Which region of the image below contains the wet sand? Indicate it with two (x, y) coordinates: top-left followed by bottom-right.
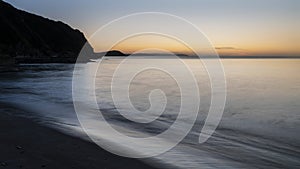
(0, 105), (158, 169)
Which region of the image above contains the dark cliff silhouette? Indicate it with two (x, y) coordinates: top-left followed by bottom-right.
(0, 0), (94, 64)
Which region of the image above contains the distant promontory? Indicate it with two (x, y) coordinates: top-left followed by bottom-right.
(0, 0), (94, 64)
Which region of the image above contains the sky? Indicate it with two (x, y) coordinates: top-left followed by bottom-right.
(5, 0), (300, 56)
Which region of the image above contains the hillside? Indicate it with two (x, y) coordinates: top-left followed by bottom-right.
(0, 0), (94, 64)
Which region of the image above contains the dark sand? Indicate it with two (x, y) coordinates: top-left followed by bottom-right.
(0, 105), (158, 169)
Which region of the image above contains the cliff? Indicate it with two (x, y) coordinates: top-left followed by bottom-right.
(0, 0), (94, 64)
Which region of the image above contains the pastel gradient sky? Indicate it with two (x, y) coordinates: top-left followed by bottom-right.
(5, 0), (300, 56)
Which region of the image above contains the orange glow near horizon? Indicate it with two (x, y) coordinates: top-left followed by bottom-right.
(103, 34), (195, 55)
(91, 37), (300, 56)
(90, 31), (300, 56)
(87, 8), (300, 57)
(89, 20), (300, 57)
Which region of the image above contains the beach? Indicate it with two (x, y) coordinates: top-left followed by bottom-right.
(0, 104), (157, 169)
(0, 60), (299, 169)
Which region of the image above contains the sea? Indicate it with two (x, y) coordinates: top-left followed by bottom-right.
(0, 58), (299, 169)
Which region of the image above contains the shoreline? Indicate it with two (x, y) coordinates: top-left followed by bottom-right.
(0, 104), (159, 169)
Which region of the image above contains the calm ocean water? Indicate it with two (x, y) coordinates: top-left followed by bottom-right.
(0, 59), (299, 168)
